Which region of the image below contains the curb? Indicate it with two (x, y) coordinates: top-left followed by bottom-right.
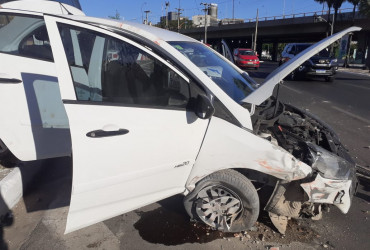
(0, 167), (22, 217)
(0, 163), (42, 218)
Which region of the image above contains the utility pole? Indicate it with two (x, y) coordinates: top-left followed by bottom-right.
(165, 2), (169, 29)
(144, 10), (150, 25)
(251, 33), (254, 49)
(200, 2), (210, 44)
(175, 8), (183, 32)
(253, 8), (258, 52)
(232, 0), (235, 21)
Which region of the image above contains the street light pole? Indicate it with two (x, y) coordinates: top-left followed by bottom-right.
(141, 2), (147, 24)
(165, 1), (169, 29)
(200, 2), (210, 44)
(144, 10), (150, 25)
(253, 8), (259, 52)
(175, 8), (183, 32)
(331, 12), (335, 36)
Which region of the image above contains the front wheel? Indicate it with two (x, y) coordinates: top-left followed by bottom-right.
(183, 169), (259, 232)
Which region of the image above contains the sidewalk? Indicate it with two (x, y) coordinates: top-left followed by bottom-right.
(337, 66), (370, 78)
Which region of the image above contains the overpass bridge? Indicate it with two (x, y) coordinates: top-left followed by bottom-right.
(181, 9), (370, 64)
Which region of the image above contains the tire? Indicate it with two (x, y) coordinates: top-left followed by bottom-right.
(183, 169), (259, 232)
(289, 71), (297, 81)
(325, 76), (334, 82)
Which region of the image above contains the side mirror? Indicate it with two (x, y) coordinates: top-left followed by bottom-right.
(195, 95), (215, 119)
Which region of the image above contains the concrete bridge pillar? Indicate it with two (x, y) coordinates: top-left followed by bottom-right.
(272, 42), (279, 62)
(256, 41), (263, 59)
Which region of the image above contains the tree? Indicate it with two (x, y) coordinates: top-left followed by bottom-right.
(347, 0), (361, 22)
(359, 0), (370, 17)
(156, 19), (193, 31)
(332, 0), (346, 22)
(314, 0), (335, 22)
(358, 0), (370, 70)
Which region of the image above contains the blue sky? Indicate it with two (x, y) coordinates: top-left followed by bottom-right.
(79, 0), (354, 24)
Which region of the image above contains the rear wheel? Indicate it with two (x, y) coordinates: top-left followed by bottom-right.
(184, 169), (259, 232)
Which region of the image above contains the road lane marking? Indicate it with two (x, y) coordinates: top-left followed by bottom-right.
(340, 82), (370, 91)
(282, 84), (303, 94)
(331, 106), (370, 124)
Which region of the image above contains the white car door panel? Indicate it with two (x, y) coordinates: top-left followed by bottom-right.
(44, 15), (209, 233)
(0, 12), (71, 161)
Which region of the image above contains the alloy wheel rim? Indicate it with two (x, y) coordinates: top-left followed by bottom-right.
(195, 185), (243, 231)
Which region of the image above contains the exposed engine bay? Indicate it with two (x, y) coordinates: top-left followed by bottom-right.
(250, 96), (357, 234)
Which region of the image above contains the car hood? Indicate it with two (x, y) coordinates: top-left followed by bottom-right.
(242, 26), (361, 105)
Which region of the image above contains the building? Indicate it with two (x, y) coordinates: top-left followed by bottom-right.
(192, 3), (219, 28)
(192, 15), (218, 27)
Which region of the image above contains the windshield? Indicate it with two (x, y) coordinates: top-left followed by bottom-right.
(169, 41), (259, 103)
(239, 50), (255, 56)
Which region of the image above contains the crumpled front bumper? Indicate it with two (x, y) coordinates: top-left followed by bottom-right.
(301, 174), (354, 213)
(300, 143), (357, 214)
(265, 143), (357, 218)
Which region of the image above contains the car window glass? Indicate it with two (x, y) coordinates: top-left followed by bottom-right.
(239, 50), (255, 56)
(169, 41), (258, 103)
(58, 24), (190, 108)
(296, 44), (311, 54)
(0, 14), (53, 61)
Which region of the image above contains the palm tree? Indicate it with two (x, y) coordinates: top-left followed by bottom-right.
(333, 0), (346, 22)
(347, 0), (360, 22)
(358, 0), (370, 70)
(314, 0), (335, 22)
(359, 0), (370, 17)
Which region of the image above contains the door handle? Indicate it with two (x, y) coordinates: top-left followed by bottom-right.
(0, 73), (22, 84)
(86, 129), (129, 138)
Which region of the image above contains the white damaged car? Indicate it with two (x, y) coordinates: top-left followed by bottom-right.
(0, 1), (360, 234)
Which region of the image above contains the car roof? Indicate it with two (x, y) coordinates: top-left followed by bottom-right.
(57, 15), (198, 44)
(1, 0), (84, 15)
(2, 1), (195, 44)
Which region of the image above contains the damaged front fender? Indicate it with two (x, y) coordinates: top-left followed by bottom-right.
(185, 117), (312, 192)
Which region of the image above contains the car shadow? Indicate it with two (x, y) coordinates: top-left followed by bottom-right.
(133, 195), (234, 245)
(21, 157), (72, 213)
(133, 185), (318, 246)
(0, 211), (13, 250)
(354, 180), (370, 202)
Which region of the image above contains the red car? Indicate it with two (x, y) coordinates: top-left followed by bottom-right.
(233, 48), (260, 69)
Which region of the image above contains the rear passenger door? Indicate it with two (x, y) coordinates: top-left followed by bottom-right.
(44, 16), (210, 233)
(0, 11), (70, 161)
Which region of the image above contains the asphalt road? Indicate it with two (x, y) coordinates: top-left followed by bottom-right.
(1, 62), (369, 250)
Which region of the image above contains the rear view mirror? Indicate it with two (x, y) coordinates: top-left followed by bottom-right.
(195, 95), (215, 119)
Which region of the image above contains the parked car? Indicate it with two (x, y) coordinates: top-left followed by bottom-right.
(280, 43), (338, 82)
(233, 48), (260, 69)
(0, 0), (361, 235)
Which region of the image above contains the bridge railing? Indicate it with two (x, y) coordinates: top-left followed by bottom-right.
(246, 8), (353, 23)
